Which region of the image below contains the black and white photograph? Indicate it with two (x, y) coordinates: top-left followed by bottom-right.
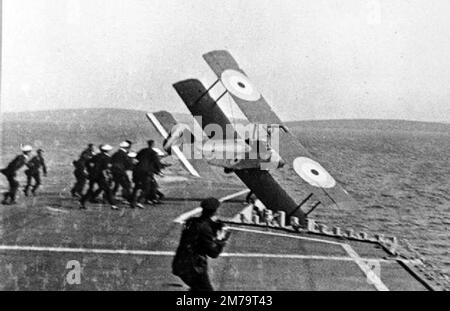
(0, 0), (449, 294)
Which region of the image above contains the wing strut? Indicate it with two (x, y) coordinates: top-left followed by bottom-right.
(215, 90), (228, 102)
(286, 193), (313, 218)
(305, 201), (322, 216)
(193, 78), (220, 105)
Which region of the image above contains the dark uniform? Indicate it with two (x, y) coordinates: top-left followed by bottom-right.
(150, 176), (164, 201)
(71, 146), (95, 197)
(24, 150), (47, 196)
(145, 158), (166, 203)
(149, 149), (170, 201)
(80, 152), (115, 209)
(130, 144), (162, 206)
(136, 146), (162, 174)
(172, 198), (229, 291)
(1, 154), (29, 204)
(111, 148), (134, 201)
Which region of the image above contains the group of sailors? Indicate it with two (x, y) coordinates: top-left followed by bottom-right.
(0, 139), (168, 209)
(72, 139), (168, 210)
(1, 145), (47, 205)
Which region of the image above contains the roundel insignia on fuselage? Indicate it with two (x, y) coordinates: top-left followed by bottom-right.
(292, 157), (336, 188)
(220, 69), (261, 101)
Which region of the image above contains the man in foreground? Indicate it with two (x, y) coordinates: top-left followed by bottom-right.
(172, 197), (231, 291)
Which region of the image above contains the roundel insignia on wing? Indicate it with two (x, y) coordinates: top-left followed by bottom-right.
(292, 157), (336, 188)
(221, 69), (261, 101)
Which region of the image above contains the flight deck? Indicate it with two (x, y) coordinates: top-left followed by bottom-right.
(0, 179), (446, 291)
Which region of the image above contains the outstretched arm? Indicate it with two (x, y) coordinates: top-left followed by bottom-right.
(41, 157), (47, 176)
(197, 223), (227, 259)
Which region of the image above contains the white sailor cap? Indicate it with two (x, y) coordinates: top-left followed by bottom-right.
(100, 144), (113, 152)
(21, 145), (33, 152)
(119, 141), (131, 148)
(127, 151), (137, 158)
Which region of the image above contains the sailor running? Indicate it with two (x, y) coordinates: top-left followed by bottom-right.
(130, 140), (163, 208)
(111, 141), (134, 203)
(71, 143), (96, 197)
(1, 145), (33, 205)
(79, 144), (117, 210)
(24, 148), (47, 196)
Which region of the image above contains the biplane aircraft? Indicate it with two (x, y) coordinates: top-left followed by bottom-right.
(147, 50), (358, 227)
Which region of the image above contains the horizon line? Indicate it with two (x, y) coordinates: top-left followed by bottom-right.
(1, 107), (449, 125)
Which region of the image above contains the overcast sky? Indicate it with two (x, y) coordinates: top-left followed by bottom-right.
(1, 0), (450, 122)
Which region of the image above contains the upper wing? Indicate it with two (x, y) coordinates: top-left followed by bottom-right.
(203, 50), (282, 125)
(203, 50), (358, 209)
